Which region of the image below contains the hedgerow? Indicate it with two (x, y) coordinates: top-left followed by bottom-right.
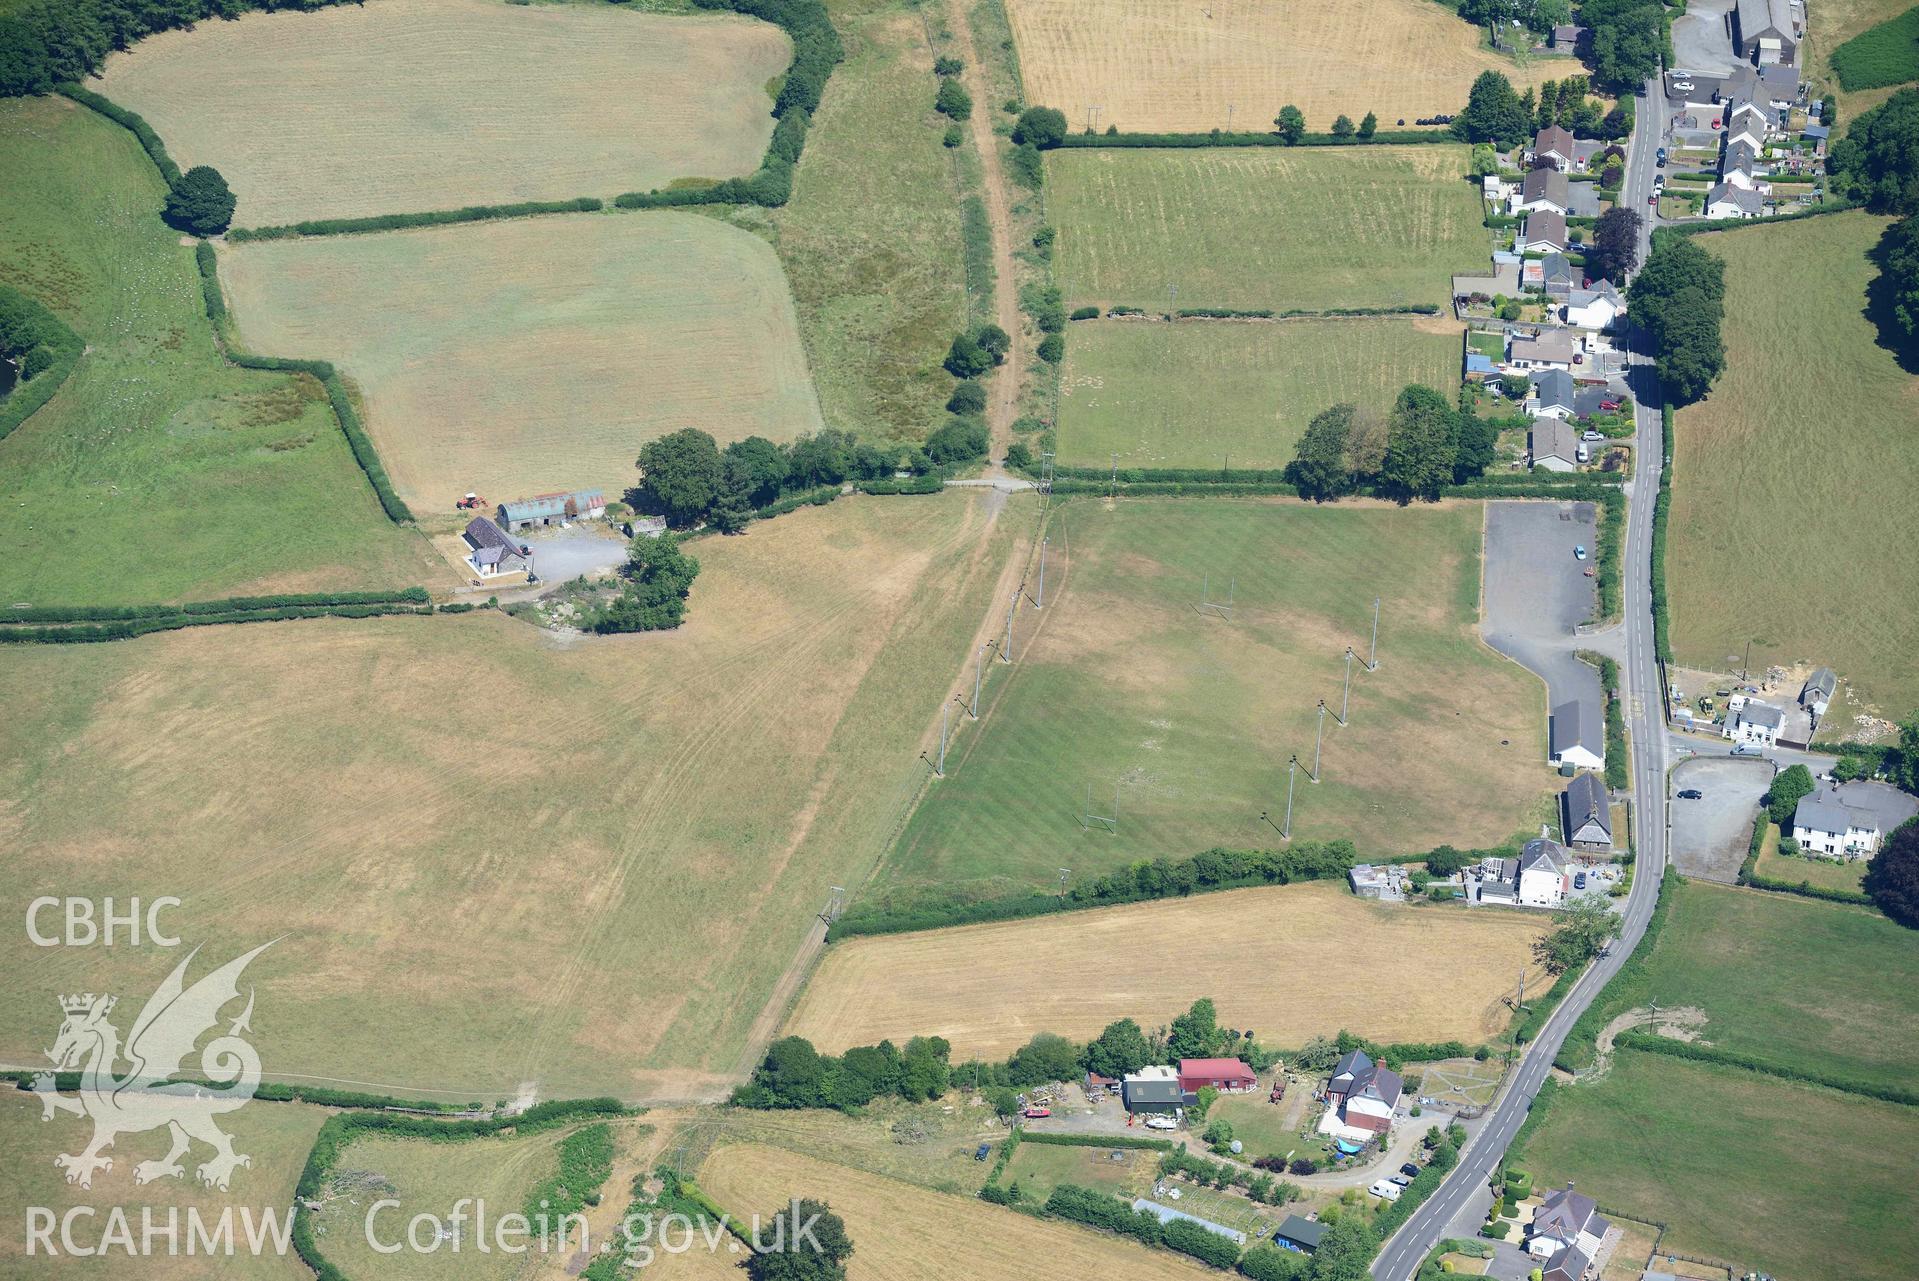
(1610, 1032), (1919, 1105)
(1050, 128), (1453, 149)
(0, 602), (436, 645)
(1554, 868), (1680, 1070)
(229, 197), (604, 242)
(1736, 811), (1878, 907)
(54, 84), (183, 185)
(0, 282), (85, 442)
(1651, 405), (1673, 660)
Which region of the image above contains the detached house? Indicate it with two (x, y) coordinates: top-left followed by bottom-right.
(1561, 771), (1613, 852)
(1563, 282), (1625, 332)
(1517, 168), (1571, 216)
(1724, 697), (1784, 747)
(461, 516), (532, 584)
(1321, 1050), (1402, 1140)
(1550, 700), (1605, 771)
(1509, 332), (1578, 373)
(1529, 417), (1584, 472)
(1529, 1182), (1609, 1262)
(1793, 788), (1881, 858)
(1518, 835), (1568, 907)
(1532, 125), (1576, 171)
(1530, 368), (1577, 419)
(1520, 209), (1570, 253)
(1705, 183), (1764, 220)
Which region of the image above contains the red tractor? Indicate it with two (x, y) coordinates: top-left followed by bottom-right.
(456, 492), (486, 510)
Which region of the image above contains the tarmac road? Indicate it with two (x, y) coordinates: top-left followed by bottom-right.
(1370, 73), (1674, 1281)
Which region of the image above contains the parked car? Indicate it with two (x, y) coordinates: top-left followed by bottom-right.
(1678, 788), (1704, 800)
(1369, 1180), (1403, 1201)
(975, 1143), (992, 1161)
(1647, 194), (1659, 206)
(1583, 430), (1605, 441)
(1022, 1107), (1051, 1119)
(1390, 1174), (1413, 1187)
(1574, 544), (1588, 561)
(1574, 872), (1588, 890)
(1144, 1115), (1178, 1130)
(1400, 1162), (1422, 1178)
(1731, 743), (1765, 757)
(1671, 81), (1694, 94)
(1599, 398), (1622, 411)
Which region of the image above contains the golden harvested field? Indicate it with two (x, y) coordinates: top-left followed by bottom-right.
(1004, 0), (1561, 133)
(218, 212), (823, 514)
(97, 0), (790, 225)
(0, 493), (1024, 1101)
(785, 881), (1557, 1058)
(698, 1143), (1218, 1280)
(0, 1095), (327, 1281)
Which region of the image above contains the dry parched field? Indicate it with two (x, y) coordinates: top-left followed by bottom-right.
(218, 211), (824, 513)
(0, 493), (1022, 1101)
(1004, 0), (1562, 133)
(1048, 146), (1487, 312)
(786, 882), (1555, 1058)
(699, 1143), (1218, 1280)
(98, 0), (791, 225)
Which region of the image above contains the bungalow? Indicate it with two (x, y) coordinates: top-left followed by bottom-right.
(1529, 417), (1583, 472)
(1800, 667), (1837, 717)
(500, 488), (606, 530)
(1178, 1059), (1257, 1093)
(1322, 1050), (1402, 1138)
(1530, 368), (1577, 419)
(1509, 332), (1577, 373)
(1520, 209), (1570, 254)
(1532, 125), (1576, 172)
(1562, 771), (1613, 851)
(1273, 1216), (1327, 1254)
(1516, 168), (1570, 216)
(1732, 0), (1797, 64)
(1705, 182), (1764, 220)
(1793, 788), (1881, 857)
(461, 516), (532, 583)
(1518, 835), (1568, 907)
(1550, 700), (1605, 771)
(1563, 282), (1625, 332)
(1528, 1182), (1609, 1260)
(1724, 698), (1784, 747)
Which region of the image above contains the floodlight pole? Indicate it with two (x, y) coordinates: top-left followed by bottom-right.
(1035, 537), (1048, 608)
(1338, 648), (1355, 725)
(1312, 702), (1327, 782)
(1367, 597), (1381, 671)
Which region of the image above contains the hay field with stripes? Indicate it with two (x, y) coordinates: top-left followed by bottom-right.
(1047, 146), (1489, 312)
(98, 0), (791, 225)
(1005, 0), (1563, 134)
(217, 211), (823, 513)
(1057, 315), (1463, 470)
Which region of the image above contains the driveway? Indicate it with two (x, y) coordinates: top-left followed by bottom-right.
(1671, 0), (1737, 74)
(1669, 756), (1773, 882)
(521, 523), (628, 583)
(1481, 501), (1604, 735)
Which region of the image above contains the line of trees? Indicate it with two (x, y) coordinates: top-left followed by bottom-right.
(1628, 236), (1725, 405)
(1285, 387), (1498, 503)
(1827, 89), (1919, 358)
(732, 1034), (956, 1110)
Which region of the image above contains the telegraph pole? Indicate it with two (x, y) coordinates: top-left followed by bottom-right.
(1110, 453), (1118, 499)
(1312, 701), (1327, 781)
(937, 703), (949, 776)
(972, 643), (985, 718)
(1001, 589), (1017, 661)
(1367, 597), (1381, 671)
(1338, 647), (1355, 725)
(1035, 536), (1048, 608)
(1283, 755), (1299, 837)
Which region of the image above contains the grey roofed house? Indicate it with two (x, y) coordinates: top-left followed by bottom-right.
(1563, 770), (1612, 848)
(1524, 209), (1570, 250)
(1275, 1215), (1327, 1252)
(1534, 368), (1576, 413)
(1530, 417), (1581, 470)
(1519, 836), (1565, 876)
(1741, 701), (1786, 731)
(1551, 700), (1602, 764)
(1533, 124), (1576, 166)
(1327, 1050), (1403, 1108)
(1707, 182), (1765, 217)
(1541, 253), (1576, 296)
(1758, 62), (1798, 104)
(1794, 789), (1864, 840)
(1836, 781), (1919, 833)
(1723, 139), (1761, 176)
(1520, 167), (1570, 211)
(1534, 1181), (1608, 1244)
(1550, 23), (1583, 48)
(1543, 1245), (1592, 1281)
(462, 516), (531, 574)
(1511, 332), (1578, 367)
(1801, 667), (1838, 710)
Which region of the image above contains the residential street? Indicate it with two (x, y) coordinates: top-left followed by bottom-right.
(1370, 74), (1674, 1280)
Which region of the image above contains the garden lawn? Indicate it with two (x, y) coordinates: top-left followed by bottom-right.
(1562, 879), (1918, 1091)
(1047, 146), (1487, 312)
(1515, 1051), (1919, 1281)
(1204, 1091), (1301, 1162)
(1754, 837), (1867, 893)
(1669, 212), (1919, 718)
(1056, 316), (1463, 470)
(877, 497), (1549, 896)
(0, 95), (435, 605)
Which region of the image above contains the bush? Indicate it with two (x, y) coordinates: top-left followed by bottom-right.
(936, 77), (973, 121)
(1008, 142), (1045, 189)
(925, 416), (989, 465)
(1013, 106), (1069, 148)
(946, 380), (988, 415)
(943, 124), (963, 148)
(1070, 305), (1101, 320)
(1037, 333), (1064, 362)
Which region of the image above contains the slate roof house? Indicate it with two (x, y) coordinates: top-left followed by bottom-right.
(1509, 332), (1577, 373)
(1529, 417), (1583, 472)
(1541, 253), (1576, 298)
(1550, 700), (1605, 771)
(1705, 183), (1764, 220)
(1521, 209), (1570, 253)
(1517, 168), (1570, 215)
(461, 516), (532, 583)
(1563, 282), (1625, 332)
(1323, 1050), (1402, 1136)
(1732, 0), (1797, 63)
(1562, 771), (1613, 851)
(1725, 698), (1784, 747)
(1531, 368), (1577, 419)
(1532, 125), (1576, 171)
(1518, 835), (1568, 907)
(1721, 139), (1762, 189)
(1529, 1182), (1609, 1260)
(1793, 788), (1881, 858)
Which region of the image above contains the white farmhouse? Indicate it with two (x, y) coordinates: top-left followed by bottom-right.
(1517, 836), (1569, 907)
(1724, 698), (1784, 747)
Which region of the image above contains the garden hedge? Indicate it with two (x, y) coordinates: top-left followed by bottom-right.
(1019, 1131), (1173, 1151)
(1736, 812), (1877, 907)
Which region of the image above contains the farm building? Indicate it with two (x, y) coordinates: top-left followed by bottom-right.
(1800, 667), (1837, 717)
(1561, 771), (1613, 852)
(1549, 701), (1604, 771)
(1177, 1059), (1256, 1093)
(501, 489), (607, 531)
(1348, 863), (1406, 898)
(1122, 1065), (1189, 1116)
(1274, 1215), (1327, 1253)
(461, 516), (532, 584)
(1132, 1200), (1246, 1246)
(1731, 0), (1797, 64)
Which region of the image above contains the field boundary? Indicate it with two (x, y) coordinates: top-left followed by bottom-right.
(0, 283), (84, 443)
(1736, 810), (1879, 909)
(1048, 129), (1455, 150)
(0, 589), (461, 645)
(1608, 1032), (1919, 1106)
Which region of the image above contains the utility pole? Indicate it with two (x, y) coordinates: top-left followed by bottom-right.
(937, 703), (949, 776)
(1283, 755), (1298, 838)
(1367, 596), (1381, 671)
(1035, 536), (1048, 608)
(1338, 647), (1355, 725)
(1312, 701), (1327, 781)
(1057, 867), (1071, 896)
(1110, 453), (1118, 499)
(1001, 589), (1017, 662)
(972, 643), (984, 718)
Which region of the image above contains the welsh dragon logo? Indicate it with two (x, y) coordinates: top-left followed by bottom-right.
(32, 942), (272, 1191)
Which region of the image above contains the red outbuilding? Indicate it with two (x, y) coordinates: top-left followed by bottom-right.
(1177, 1058), (1257, 1093)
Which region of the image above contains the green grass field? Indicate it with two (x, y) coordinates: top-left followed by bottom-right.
(1670, 212), (1919, 721)
(876, 498), (1549, 898)
(0, 95), (436, 605)
(1515, 1051), (1919, 1281)
(1566, 879), (1917, 1091)
(1046, 146), (1488, 312)
(1056, 317), (1462, 469)
(764, 0), (969, 442)
(1832, 7), (1919, 90)
(0, 1094), (327, 1281)
(1003, 1141), (1151, 1204)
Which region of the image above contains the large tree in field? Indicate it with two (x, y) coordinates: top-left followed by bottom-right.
(1454, 71), (1531, 146)
(1829, 89), (1919, 215)
(1286, 403), (1356, 500)
(1864, 820), (1919, 927)
(1586, 207), (1642, 283)
(746, 1198), (852, 1281)
(1628, 237), (1726, 405)
(1275, 105), (1306, 144)
(637, 427), (725, 527)
(163, 165), (236, 236)
(1081, 1018), (1153, 1079)
(1874, 216), (1919, 344)
(1379, 384), (1456, 501)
